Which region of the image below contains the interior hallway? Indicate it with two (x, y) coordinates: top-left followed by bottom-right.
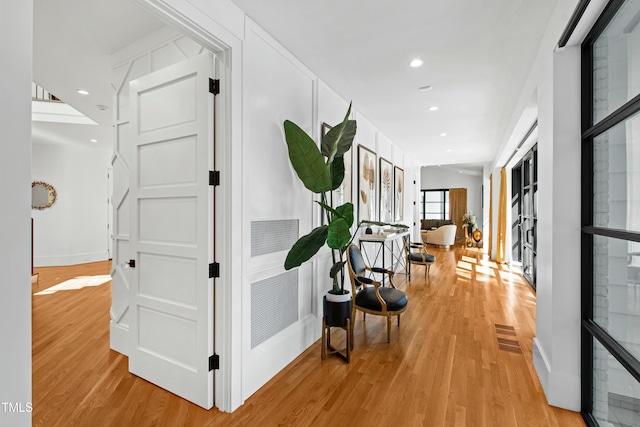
(32, 246), (585, 426)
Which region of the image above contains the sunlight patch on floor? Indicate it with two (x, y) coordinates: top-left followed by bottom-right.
(479, 259), (498, 269)
(457, 260), (473, 271)
(456, 268), (472, 280)
(499, 270), (526, 284)
(461, 255), (477, 264)
(475, 265), (495, 277)
(35, 275), (112, 295)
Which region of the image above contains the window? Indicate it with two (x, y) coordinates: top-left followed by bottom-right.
(582, 0), (640, 425)
(420, 190), (449, 220)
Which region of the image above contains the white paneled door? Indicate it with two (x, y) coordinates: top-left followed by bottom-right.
(129, 53), (215, 409)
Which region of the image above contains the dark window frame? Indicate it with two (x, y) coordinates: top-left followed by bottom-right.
(420, 189), (449, 220)
(581, 0), (640, 424)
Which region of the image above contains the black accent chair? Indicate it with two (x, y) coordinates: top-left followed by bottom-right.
(346, 244), (408, 346)
(403, 235), (435, 280)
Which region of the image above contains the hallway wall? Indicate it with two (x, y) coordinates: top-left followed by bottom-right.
(31, 142), (111, 266)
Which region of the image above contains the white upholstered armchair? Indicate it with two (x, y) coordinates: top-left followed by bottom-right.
(421, 224), (457, 248)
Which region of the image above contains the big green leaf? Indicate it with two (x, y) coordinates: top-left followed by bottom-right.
(321, 103), (356, 163)
(329, 156), (345, 191)
(284, 225), (328, 270)
(284, 120), (331, 193)
(335, 202), (354, 228)
(327, 217), (351, 249)
(323, 120), (356, 161)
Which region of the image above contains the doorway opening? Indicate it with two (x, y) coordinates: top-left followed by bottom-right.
(32, 0), (223, 413)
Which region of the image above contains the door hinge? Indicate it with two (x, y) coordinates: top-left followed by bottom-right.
(209, 170), (220, 186)
(209, 262), (220, 278)
(209, 78), (220, 95)
(209, 354), (219, 371)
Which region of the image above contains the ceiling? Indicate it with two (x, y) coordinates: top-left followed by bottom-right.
(32, 0), (166, 150)
(229, 0), (557, 169)
(33, 0), (557, 168)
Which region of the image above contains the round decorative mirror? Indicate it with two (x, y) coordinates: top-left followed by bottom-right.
(32, 181), (57, 210)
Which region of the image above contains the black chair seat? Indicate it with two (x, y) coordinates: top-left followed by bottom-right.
(408, 252), (435, 263)
(356, 287), (408, 312)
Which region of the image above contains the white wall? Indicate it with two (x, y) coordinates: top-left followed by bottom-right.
(420, 166), (484, 227)
(0, 0), (33, 426)
(491, 0), (584, 411)
(31, 142), (110, 266)
(241, 19), (318, 397)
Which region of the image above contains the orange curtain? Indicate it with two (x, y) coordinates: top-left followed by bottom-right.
(448, 188), (467, 239)
(496, 168), (507, 263)
(488, 174), (493, 257)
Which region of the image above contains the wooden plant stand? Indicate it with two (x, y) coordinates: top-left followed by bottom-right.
(321, 296), (351, 363)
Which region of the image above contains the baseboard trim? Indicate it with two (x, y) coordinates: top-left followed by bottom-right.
(533, 337), (581, 411)
(34, 252), (109, 267)
(533, 337), (550, 396)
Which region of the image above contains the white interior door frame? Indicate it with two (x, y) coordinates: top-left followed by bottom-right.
(133, 0), (244, 412)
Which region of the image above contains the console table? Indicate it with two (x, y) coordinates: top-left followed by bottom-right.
(359, 231), (410, 283)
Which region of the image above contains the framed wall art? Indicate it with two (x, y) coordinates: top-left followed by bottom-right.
(394, 166), (404, 222)
(379, 157), (393, 223)
(323, 122), (352, 207)
(357, 145), (376, 222)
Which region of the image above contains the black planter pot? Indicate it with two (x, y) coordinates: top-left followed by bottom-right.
(323, 296), (352, 327)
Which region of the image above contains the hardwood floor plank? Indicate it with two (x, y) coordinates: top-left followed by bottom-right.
(32, 247), (585, 426)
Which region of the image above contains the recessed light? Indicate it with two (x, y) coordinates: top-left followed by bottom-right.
(440, 133), (447, 137)
(410, 59), (423, 68)
(77, 89), (89, 95)
(90, 139), (98, 143)
(429, 106), (439, 111)
(447, 149), (452, 152)
(419, 85), (432, 92)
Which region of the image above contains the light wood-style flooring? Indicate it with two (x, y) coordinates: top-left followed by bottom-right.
(32, 245), (585, 426)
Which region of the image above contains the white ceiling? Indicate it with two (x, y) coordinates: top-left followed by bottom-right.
(33, 0), (557, 167)
(230, 0), (557, 169)
(33, 0), (166, 150)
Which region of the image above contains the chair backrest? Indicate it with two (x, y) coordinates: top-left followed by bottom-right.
(347, 244), (367, 293)
(347, 244), (366, 276)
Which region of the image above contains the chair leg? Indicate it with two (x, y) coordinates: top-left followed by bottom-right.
(350, 307), (355, 351)
(387, 315), (391, 343)
(345, 318), (351, 362)
(397, 313), (401, 326)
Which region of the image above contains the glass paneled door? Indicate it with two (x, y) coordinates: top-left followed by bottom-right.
(512, 145), (538, 289)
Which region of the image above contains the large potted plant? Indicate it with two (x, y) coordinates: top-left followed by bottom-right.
(283, 104), (407, 331)
(283, 104), (356, 313)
